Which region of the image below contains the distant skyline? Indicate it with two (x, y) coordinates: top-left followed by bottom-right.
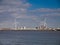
(0, 0), (60, 28)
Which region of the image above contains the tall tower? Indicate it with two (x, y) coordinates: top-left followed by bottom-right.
(44, 18), (47, 28)
(15, 18), (17, 30)
(40, 18), (47, 29)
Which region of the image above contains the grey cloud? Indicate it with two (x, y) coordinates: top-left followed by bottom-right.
(0, 0), (60, 28)
(0, 0), (34, 28)
(0, 0), (31, 20)
(31, 8), (60, 13)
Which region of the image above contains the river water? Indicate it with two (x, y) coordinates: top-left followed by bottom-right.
(0, 30), (60, 45)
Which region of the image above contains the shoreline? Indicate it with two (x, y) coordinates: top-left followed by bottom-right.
(0, 29), (60, 31)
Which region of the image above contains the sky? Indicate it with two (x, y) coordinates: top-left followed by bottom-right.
(0, 0), (60, 28)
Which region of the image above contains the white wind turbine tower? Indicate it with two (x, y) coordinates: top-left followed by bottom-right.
(14, 18), (17, 30)
(44, 18), (46, 26)
(40, 17), (47, 29)
(14, 17), (20, 30)
(14, 14), (19, 30)
(43, 18), (47, 28)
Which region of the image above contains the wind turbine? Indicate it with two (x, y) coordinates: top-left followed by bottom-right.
(13, 13), (21, 30)
(40, 17), (47, 29)
(44, 18), (47, 27)
(14, 15), (20, 30)
(14, 18), (17, 30)
(43, 17), (47, 29)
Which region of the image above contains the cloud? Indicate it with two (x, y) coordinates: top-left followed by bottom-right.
(0, 0), (60, 28)
(0, 0), (37, 28)
(40, 13), (60, 17)
(0, 20), (15, 28)
(31, 8), (60, 13)
(0, 0), (31, 13)
(29, 8), (60, 17)
(0, 0), (31, 19)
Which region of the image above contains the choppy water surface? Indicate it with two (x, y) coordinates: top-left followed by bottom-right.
(0, 30), (60, 45)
